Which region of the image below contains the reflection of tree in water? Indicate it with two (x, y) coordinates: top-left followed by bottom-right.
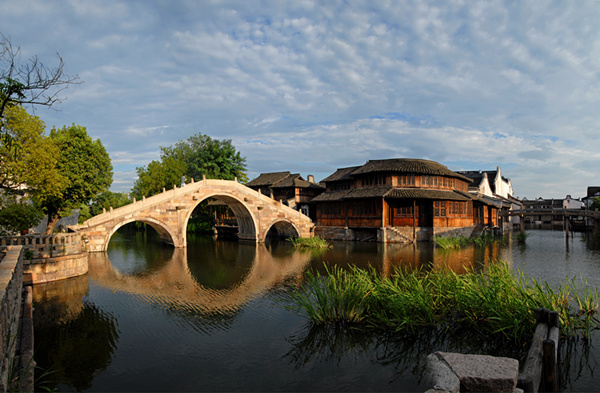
(33, 301), (119, 392)
(284, 324), (528, 386)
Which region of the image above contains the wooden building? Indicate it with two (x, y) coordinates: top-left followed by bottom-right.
(245, 171), (325, 220)
(312, 158), (500, 243)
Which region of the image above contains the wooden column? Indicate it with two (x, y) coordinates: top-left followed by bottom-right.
(412, 200), (416, 242)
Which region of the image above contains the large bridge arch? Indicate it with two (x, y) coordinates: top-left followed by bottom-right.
(182, 193), (259, 245)
(103, 217), (180, 252)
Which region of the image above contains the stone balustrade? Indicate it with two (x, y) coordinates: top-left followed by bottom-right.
(0, 233), (84, 259)
(0, 234), (87, 285)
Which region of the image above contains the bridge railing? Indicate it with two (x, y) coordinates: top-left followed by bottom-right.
(0, 233), (84, 259)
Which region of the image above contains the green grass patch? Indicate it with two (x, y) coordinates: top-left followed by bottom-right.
(516, 232), (529, 244)
(288, 236), (332, 249)
(284, 262), (600, 342)
(433, 233), (507, 249)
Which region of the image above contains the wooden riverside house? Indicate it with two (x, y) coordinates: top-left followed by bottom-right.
(312, 158), (500, 243)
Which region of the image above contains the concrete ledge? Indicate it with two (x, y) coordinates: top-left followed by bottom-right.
(426, 352), (519, 393)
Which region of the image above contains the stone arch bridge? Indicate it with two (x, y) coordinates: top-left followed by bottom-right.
(76, 179), (314, 252)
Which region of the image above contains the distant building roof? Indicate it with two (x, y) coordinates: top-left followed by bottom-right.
(321, 166), (361, 183)
(246, 171), (324, 190)
(270, 174), (325, 190)
(351, 158), (472, 182)
(246, 172), (291, 187)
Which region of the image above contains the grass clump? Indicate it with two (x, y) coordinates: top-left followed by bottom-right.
(288, 236), (332, 249)
(285, 262), (600, 342)
(516, 232), (529, 244)
(433, 233), (507, 249)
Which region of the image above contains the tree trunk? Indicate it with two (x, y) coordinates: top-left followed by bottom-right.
(45, 212), (60, 234)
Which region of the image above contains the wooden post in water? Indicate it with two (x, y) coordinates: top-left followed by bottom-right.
(520, 214), (525, 234)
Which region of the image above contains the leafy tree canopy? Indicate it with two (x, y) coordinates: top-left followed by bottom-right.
(131, 133), (247, 199)
(0, 105), (66, 203)
(43, 124), (112, 233)
(0, 193), (44, 235)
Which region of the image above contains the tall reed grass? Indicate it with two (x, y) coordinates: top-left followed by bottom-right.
(285, 262), (600, 342)
(432, 233), (508, 249)
(288, 236), (332, 249)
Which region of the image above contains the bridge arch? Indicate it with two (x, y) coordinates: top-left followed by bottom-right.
(104, 217), (179, 252)
(183, 192), (258, 244)
(263, 219), (300, 241)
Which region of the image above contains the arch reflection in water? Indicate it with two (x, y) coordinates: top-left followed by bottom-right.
(89, 239), (313, 316)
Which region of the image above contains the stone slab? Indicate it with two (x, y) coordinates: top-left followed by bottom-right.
(437, 352), (519, 393)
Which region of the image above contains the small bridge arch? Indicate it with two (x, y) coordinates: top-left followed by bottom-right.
(264, 219), (300, 241)
(105, 217), (180, 249)
(76, 179), (314, 252)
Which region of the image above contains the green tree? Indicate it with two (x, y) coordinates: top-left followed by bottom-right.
(0, 105), (66, 203)
(166, 134), (248, 182)
(0, 193), (44, 234)
(131, 133), (247, 199)
(589, 197), (600, 211)
(130, 156), (186, 200)
(43, 124), (112, 233)
(89, 191), (132, 217)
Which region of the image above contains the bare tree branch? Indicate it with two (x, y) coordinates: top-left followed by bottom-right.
(0, 33), (82, 120)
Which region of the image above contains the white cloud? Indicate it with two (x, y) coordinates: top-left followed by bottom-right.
(2, 0), (600, 198)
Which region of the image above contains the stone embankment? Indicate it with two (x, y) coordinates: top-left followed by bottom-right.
(0, 246), (34, 393)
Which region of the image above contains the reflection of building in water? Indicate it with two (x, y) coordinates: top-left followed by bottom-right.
(380, 243), (503, 276)
(87, 245), (312, 314)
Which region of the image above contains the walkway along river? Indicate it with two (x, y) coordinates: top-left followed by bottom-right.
(32, 227), (600, 392)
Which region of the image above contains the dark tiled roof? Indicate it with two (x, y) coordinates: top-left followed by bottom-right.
(385, 188), (471, 201)
(313, 187), (471, 202)
(344, 186), (392, 199)
(246, 172), (291, 187)
(270, 174), (325, 190)
(311, 190), (351, 202)
(351, 159), (472, 182)
(321, 166), (361, 183)
(587, 187), (600, 198)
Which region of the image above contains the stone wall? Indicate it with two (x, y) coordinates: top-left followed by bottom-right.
(23, 253), (88, 285)
(0, 234), (88, 285)
(432, 226), (477, 239)
(0, 246), (23, 393)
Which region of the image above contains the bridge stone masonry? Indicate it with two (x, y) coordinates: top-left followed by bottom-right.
(74, 178), (315, 252)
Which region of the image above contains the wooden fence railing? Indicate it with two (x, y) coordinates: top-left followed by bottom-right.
(518, 308), (560, 393)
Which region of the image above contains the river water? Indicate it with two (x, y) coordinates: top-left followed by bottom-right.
(32, 228), (600, 392)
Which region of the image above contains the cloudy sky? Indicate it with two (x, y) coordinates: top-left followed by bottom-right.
(1, 0), (599, 199)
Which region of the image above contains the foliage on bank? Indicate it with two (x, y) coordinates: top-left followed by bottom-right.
(433, 233), (508, 249)
(287, 236), (332, 249)
(285, 262), (600, 342)
(131, 133), (247, 200)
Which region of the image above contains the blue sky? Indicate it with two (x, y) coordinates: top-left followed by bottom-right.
(1, 0), (599, 199)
